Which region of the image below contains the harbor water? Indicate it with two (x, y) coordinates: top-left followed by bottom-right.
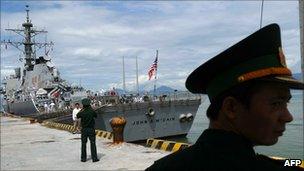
(170, 90), (303, 159)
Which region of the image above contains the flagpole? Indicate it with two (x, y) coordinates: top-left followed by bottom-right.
(153, 50), (158, 96)
(299, 0), (304, 114)
(136, 56), (139, 94)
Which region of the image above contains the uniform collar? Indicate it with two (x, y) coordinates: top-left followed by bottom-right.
(196, 129), (256, 156)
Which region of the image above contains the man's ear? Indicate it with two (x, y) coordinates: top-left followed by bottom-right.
(221, 97), (241, 120)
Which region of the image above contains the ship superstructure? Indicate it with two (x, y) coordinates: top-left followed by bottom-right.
(1, 6), (74, 115)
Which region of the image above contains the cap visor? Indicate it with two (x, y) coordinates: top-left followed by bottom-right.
(259, 75), (304, 90)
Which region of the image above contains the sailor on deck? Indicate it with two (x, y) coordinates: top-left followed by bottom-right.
(49, 102), (55, 112)
(146, 24), (304, 171)
(44, 102), (49, 113)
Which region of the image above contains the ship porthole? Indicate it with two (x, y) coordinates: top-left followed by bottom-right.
(179, 114), (187, 122)
(186, 113), (193, 122)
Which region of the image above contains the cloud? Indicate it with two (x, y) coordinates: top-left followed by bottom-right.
(1, 1), (301, 91)
(74, 48), (102, 57)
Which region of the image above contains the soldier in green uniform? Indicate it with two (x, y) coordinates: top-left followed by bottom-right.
(77, 98), (99, 162)
(146, 24), (304, 171)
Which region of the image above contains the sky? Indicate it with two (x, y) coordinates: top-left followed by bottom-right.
(0, 1), (302, 92)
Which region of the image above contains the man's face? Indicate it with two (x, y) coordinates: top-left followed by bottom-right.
(75, 104), (79, 108)
(236, 82), (293, 146)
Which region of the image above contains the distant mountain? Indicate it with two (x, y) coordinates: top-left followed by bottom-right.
(115, 88), (125, 95)
(111, 85), (176, 95)
(98, 73), (303, 96)
(148, 85), (176, 95)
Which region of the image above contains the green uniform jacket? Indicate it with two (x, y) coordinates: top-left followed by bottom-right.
(76, 107), (97, 129)
(146, 129), (303, 171)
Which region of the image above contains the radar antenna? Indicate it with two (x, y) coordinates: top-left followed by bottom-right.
(1, 5), (54, 70)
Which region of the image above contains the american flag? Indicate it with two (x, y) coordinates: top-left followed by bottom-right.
(148, 56), (158, 80)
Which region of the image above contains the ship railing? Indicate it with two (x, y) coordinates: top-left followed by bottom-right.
(29, 92), (41, 113)
(144, 91), (202, 102)
(90, 91), (204, 108)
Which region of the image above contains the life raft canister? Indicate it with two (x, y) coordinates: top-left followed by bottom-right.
(146, 107), (155, 116)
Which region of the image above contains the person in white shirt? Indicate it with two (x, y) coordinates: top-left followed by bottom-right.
(72, 103), (81, 134)
(44, 102), (49, 113)
(50, 102), (55, 112)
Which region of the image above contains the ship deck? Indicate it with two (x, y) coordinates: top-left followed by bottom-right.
(0, 115), (169, 170)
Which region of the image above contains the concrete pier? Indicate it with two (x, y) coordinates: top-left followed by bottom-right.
(0, 116), (169, 170)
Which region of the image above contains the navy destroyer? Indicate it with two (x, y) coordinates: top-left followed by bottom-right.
(1, 6), (75, 116)
(1, 6), (202, 142)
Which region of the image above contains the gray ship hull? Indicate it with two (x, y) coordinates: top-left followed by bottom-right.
(3, 100), (38, 116)
(54, 98), (201, 142)
(7, 97), (201, 142)
(95, 99), (201, 142)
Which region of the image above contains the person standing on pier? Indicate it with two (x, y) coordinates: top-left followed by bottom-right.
(77, 98), (99, 162)
(146, 24), (304, 170)
(72, 103), (81, 134)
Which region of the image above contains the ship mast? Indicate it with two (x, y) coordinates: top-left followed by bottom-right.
(1, 5), (53, 71)
(299, 0), (304, 110)
(259, 0), (264, 28)
(122, 56), (126, 94)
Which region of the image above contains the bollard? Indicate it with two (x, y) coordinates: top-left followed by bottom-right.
(29, 118), (36, 124)
(110, 116), (126, 144)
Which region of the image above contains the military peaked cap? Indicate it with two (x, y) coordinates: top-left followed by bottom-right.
(81, 98), (91, 106)
(186, 23), (304, 99)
